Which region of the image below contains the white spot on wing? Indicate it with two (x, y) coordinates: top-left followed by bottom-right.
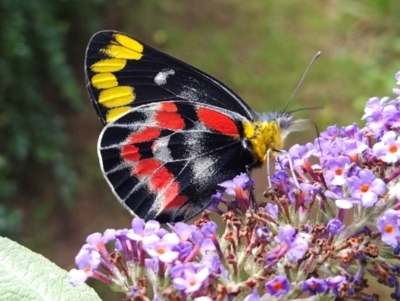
(154, 69), (175, 85)
(179, 86), (199, 102)
(183, 132), (205, 157)
(190, 156), (216, 186)
(152, 136), (172, 162)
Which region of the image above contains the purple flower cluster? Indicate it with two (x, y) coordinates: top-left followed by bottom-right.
(69, 71), (400, 301)
(69, 217), (229, 299)
(267, 70), (400, 300)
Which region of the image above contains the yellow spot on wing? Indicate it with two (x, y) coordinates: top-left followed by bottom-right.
(91, 58), (127, 73)
(91, 73), (118, 89)
(99, 86), (135, 108)
(114, 34), (144, 54)
(106, 106), (131, 123)
(101, 45), (143, 60)
(101, 34), (144, 60)
(242, 121), (282, 164)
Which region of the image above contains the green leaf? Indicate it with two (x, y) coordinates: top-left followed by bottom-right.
(0, 237), (102, 301)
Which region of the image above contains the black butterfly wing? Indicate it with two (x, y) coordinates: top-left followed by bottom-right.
(85, 30), (257, 125)
(98, 101), (254, 222)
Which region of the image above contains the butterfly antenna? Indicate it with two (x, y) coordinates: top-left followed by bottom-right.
(286, 106), (324, 114)
(282, 51), (322, 113)
(311, 119), (323, 154)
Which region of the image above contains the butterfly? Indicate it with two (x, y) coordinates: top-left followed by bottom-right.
(85, 30), (307, 223)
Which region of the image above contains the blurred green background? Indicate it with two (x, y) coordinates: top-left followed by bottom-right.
(1, 0), (399, 299)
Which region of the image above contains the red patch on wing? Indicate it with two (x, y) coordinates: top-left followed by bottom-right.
(128, 128), (161, 144)
(163, 183), (188, 209)
(160, 102), (178, 112)
(150, 167), (175, 191)
(121, 144), (140, 162)
(155, 111), (185, 130)
(133, 158), (161, 176)
(143, 163), (187, 209)
(197, 107), (239, 136)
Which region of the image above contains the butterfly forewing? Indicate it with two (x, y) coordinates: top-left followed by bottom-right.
(85, 30), (257, 125)
(98, 101), (254, 222)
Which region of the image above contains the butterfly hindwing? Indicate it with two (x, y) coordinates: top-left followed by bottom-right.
(85, 30), (258, 125)
(98, 101), (254, 222)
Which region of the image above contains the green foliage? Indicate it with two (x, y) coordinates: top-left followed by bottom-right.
(0, 237), (102, 301)
(0, 0), (104, 234)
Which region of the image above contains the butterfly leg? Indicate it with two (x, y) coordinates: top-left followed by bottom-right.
(274, 150), (301, 189)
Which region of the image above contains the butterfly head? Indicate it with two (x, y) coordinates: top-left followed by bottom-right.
(242, 111), (311, 165)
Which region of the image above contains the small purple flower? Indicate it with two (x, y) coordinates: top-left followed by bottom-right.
(209, 190), (225, 214)
(365, 97), (400, 138)
(169, 222), (197, 241)
(396, 71), (400, 82)
(145, 258), (158, 273)
(127, 218), (160, 241)
(68, 269), (89, 286)
(86, 229), (116, 247)
(201, 221), (218, 237)
(276, 225), (296, 246)
(75, 244), (101, 271)
(321, 125), (340, 141)
(265, 253), (277, 265)
(301, 277), (328, 295)
(323, 156), (351, 186)
(394, 72), (400, 95)
(200, 254), (227, 276)
(194, 297), (213, 301)
(190, 229), (215, 251)
(325, 275), (346, 295)
(326, 219), (345, 235)
(265, 203), (278, 220)
(273, 225), (309, 262)
(341, 123), (360, 138)
(219, 172), (251, 194)
(126, 286), (138, 299)
(325, 186), (361, 209)
(271, 170), (290, 186)
(219, 173), (251, 212)
(330, 196), (361, 209)
(256, 226), (270, 242)
(243, 289), (260, 301)
(377, 209), (400, 248)
(288, 183), (318, 205)
(373, 131), (400, 163)
(85, 230), (115, 259)
(382, 101), (400, 130)
(265, 276), (290, 297)
(142, 233), (180, 263)
(347, 169), (386, 207)
(341, 139), (368, 163)
(284, 143), (316, 169)
(286, 232), (309, 262)
(68, 244), (101, 286)
(172, 264), (210, 294)
(169, 261), (186, 278)
(362, 97), (383, 122)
